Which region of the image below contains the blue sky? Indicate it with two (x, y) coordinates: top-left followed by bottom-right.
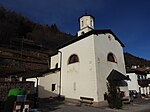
(0, 0), (150, 60)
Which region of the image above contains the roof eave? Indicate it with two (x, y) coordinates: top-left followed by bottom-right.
(57, 29), (125, 49)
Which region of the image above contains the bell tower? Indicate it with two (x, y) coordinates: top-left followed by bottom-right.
(77, 14), (95, 37)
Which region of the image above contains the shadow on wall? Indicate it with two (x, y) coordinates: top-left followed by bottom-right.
(38, 85), (58, 98)
(38, 86), (64, 111)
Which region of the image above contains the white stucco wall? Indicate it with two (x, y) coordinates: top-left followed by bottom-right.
(39, 72), (60, 98)
(94, 33), (129, 101)
(26, 78), (38, 87)
(59, 35), (98, 101)
(38, 54), (61, 98)
(147, 74), (150, 79)
(127, 73), (139, 93)
(51, 54), (60, 69)
(79, 16), (94, 30)
(78, 27), (92, 37)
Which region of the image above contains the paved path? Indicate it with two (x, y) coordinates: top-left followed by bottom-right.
(37, 98), (150, 112)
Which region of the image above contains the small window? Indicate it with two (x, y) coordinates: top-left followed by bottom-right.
(81, 21), (84, 27)
(90, 20), (93, 26)
(51, 84), (56, 91)
(68, 54), (79, 64)
(107, 53), (117, 63)
(81, 32), (84, 35)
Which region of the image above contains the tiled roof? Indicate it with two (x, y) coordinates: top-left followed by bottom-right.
(126, 67), (150, 74)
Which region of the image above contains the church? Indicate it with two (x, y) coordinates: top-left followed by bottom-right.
(39, 14), (130, 106)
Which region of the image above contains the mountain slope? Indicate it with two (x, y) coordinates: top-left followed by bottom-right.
(0, 6), (75, 50)
(124, 52), (150, 67)
(0, 6), (74, 78)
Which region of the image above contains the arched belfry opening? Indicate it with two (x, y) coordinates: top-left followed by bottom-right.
(77, 14), (95, 37)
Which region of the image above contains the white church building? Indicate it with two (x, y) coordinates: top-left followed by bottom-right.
(39, 14), (129, 105)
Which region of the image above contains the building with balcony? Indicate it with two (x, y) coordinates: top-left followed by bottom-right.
(127, 66), (150, 95)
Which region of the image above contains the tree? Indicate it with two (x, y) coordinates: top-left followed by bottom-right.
(107, 81), (122, 109)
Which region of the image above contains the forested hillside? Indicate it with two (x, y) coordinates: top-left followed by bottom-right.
(124, 52), (150, 67)
(0, 6), (74, 78)
(0, 6), (74, 49)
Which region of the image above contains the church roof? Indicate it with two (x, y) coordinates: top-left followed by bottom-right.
(57, 29), (125, 49)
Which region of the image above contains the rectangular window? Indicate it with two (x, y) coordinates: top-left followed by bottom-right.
(51, 84), (56, 91)
(73, 82), (76, 91)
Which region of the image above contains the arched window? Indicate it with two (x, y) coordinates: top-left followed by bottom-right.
(107, 53), (117, 63)
(68, 54), (79, 64)
(91, 20), (93, 26)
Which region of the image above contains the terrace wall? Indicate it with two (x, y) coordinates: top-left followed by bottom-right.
(0, 81), (35, 101)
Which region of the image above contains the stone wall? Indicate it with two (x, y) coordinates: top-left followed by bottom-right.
(0, 81), (35, 101)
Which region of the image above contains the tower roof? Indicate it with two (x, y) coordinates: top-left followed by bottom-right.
(78, 14), (95, 22)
